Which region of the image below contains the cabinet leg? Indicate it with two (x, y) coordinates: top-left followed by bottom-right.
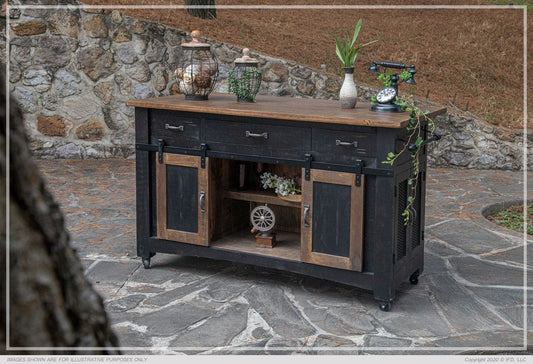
(378, 301), (392, 312)
(409, 270), (420, 285)
(142, 257), (151, 269)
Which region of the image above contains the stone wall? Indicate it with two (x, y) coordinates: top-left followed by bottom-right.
(2, 1), (530, 169)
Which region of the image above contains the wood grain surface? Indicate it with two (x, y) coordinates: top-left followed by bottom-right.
(127, 93), (446, 129)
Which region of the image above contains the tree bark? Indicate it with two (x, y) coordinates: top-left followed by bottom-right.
(184, 0), (217, 20)
(0, 71), (120, 354)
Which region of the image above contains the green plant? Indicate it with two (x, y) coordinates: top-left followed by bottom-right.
(334, 18), (377, 68)
(228, 69), (262, 102)
(375, 71), (435, 225)
(487, 203), (533, 235)
(260, 172), (301, 196)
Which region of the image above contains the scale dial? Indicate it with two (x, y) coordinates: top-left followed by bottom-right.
(376, 87), (398, 104)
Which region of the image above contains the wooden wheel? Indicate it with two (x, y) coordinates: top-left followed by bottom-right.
(250, 204), (275, 233)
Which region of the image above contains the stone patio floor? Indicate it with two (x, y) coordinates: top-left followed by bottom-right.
(36, 159), (532, 355)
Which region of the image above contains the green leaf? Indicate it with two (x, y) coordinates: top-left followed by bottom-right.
(415, 137), (424, 148)
(407, 179), (413, 185)
(407, 196), (413, 203)
(388, 152), (395, 158)
(351, 18), (362, 47)
(334, 36), (344, 66)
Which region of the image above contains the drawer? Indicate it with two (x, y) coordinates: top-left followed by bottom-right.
(312, 128), (376, 165)
(206, 119), (311, 159)
(150, 110), (201, 149)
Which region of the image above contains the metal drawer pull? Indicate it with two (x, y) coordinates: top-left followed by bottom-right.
(336, 139), (358, 148)
(199, 191), (206, 213)
(165, 124), (184, 132)
(245, 131), (268, 139)
(303, 204), (310, 227)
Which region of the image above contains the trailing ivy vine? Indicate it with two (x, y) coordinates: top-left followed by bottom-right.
(228, 69), (262, 102)
(374, 73), (436, 225)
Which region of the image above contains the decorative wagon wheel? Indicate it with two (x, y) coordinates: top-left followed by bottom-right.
(250, 204), (276, 234)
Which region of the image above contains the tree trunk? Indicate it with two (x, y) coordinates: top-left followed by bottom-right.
(0, 71), (120, 354)
(185, 0), (217, 19)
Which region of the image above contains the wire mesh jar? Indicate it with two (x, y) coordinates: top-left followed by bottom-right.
(174, 30), (218, 100)
(228, 48), (262, 102)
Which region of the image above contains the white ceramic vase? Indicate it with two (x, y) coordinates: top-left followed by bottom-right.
(339, 67), (357, 109)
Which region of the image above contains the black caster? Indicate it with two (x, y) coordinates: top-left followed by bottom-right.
(142, 257), (151, 269)
(379, 302), (392, 312)
(409, 271), (420, 285)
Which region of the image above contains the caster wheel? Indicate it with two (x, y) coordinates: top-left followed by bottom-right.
(409, 271), (420, 285)
(379, 302), (392, 312)
(142, 257), (151, 269)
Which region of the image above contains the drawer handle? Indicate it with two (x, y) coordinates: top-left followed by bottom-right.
(303, 204), (310, 227)
(165, 124), (184, 132)
(336, 139), (358, 148)
(199, 191), (206, 213)
(245, 131), (268, 139)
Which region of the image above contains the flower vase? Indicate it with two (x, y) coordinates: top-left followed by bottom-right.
(339, 67), (357, 109)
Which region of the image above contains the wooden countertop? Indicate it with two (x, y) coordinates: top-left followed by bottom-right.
(127, 93), (446, 129)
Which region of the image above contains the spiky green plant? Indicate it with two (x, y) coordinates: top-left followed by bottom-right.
(334, 18), (377, 68)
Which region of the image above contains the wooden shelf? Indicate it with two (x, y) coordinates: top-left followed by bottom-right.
(224, 189), (301, 208)
(211, 229), (301, 262)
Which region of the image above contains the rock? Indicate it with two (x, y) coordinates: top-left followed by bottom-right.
(37, 115), (73, 137)
(76, 120), (106, 141)
(57, 143), (82, 159)
(10, 37), (33, 68)
(103, 108), (130, 130)
(145, 38), (166, 63)
(9, 8), (21, 19)
(63, 94), (103, 122)
(114, 74), (132, 96)
(45, 9), (79, 38)
(130, 19), (146, 34)
(443, 151), (473, 167)
(83, 15), (108, 38)
(42, 92), (60, 111)
(151, 64), (168, 92)
(262, 62), (288, 82)
(94, 82), (115, 104)
(77, 46), (119, 81)
(112, 25), (132, 43)
(22, 67), (52, 93)
(34, 36), (72, 70)
(126, 62), (150, 82)
(133, 84), (153, 99)
(296, 80), (315, 96)
(10, 21), (47, 36)
(9, 62), (21, 83)
(164, 30), (181, 46)
(12, 86), (38, 114)
(53, 68), (83, 97)
(114, 43), (138, 64)
(290, 66), (312, 79)
(110, 10), (123, 25)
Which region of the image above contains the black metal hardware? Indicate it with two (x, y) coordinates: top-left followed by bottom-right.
(354, 159), (363, 187)
(245, 131), (268, 139)
(303, 205), (310, 227)
(200, 143), (207, 168)
(165, 124), (184, 131)
(336, 139), (358, 148)
(408, 134), (441, 152)
(304, 153), (312, 181)
(157, 138), (165, 164)
(199, 191), (206, 213)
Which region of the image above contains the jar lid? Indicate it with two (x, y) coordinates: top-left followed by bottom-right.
(181, 30), (211, 49)
(235, 48), (259, 64)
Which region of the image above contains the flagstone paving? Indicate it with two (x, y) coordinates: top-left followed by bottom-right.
(37, 159), (532, 354)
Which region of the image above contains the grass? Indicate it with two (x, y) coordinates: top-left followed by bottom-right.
(486, 203), (533, 235)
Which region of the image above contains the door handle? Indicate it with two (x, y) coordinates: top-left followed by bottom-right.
(199, 191), (206, 213)
(245, 131), (268, 139)
(303, 204), (310, 227)
(336, 139), (358, 148)
(165, 124), (184, 132)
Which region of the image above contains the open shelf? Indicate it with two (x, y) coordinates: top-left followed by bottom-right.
(225, 189), (301, 208)
(210, 229), (301, 262)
